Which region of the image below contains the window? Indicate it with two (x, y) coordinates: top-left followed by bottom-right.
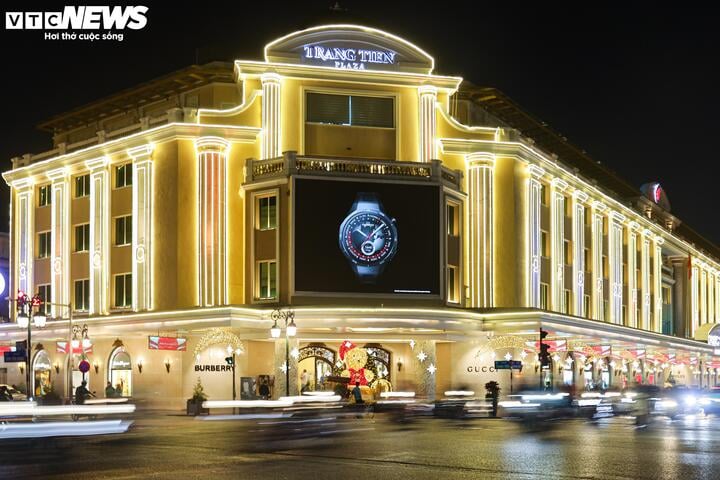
(564, 240), (572, 265)
(541, 231), (549, 257)
(115, 216), (132, 246)
(38, 185), (52, 207)
(74, 224), (90, 252)
(37, 232), (51, 258)
(447, 265), (459, 303)
(622, 305), (627, 324)
(37, 284), (51, 315)
(602, 255), (608, 278)
(584, 248), (590, 269)
(603, 301), (609, 322)
(583, 295), (590, 318)
(74, 280), (89, 312)
(447, 203), (459, 236)
(306, 92), (394, 128)
(564, 197), (572, 217)
(662, 286), (672, 305)
(75, 174), (90, 198)
(564, 289), (571, 314)
(256, 195), (277, 230)
(540, 184), (548, 206)
(114, 274), (132, 308)
(540, 283), (549, 310)
(115, 163), (132, 188)
(257, 261), (277, 300)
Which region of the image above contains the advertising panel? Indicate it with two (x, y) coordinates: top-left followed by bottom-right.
(294, 178), (440, 295)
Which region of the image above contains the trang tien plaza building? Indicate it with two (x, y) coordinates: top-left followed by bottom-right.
(2, 25), (720, 408)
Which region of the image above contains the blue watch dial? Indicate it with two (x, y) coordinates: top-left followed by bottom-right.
(339, 211), (398, 267)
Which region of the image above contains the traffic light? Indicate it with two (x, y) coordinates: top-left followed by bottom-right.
(225, 356), (234, 366)
(539, 328), (551, 366)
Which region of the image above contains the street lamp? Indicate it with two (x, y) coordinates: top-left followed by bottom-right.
(14, 290), (47, 400)
(270, 308), (296, 396)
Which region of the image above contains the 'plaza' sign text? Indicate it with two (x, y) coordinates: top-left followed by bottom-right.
(302, 44), (396, 70)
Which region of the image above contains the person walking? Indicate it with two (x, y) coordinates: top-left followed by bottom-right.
(351, 381), (364, 404)
(75, 381), (93, 405)
(300, 369), (309, 393)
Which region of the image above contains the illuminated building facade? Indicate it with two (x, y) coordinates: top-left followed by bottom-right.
(2, 26), (720, 407)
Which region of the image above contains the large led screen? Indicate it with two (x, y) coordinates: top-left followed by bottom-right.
(294, 178), (440, 295)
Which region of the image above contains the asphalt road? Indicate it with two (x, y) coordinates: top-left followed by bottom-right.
(1, 412), (719, 479)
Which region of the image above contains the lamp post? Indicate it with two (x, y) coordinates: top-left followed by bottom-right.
(14, 290), (47, 401)
(270, 308), (296, 396)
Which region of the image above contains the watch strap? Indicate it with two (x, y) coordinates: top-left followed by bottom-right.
(352, 192), (382, 212)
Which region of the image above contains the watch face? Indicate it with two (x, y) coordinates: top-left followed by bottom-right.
(339, 211), (398, 267)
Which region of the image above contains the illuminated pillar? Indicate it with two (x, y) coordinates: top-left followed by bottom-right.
(626, 222), (640, 328)
(690, 259), (699, 336)
(550, 178), (568, 312)
(47, 168), (70, 318)
(708, 270), (715, 324)
(197, 137), (230, 307)
(571, 191), (588, 316)
(128, 145), (154, 312)
(591, 201), (607, 321)
(12, 179), (34, 297)
(274, 338), (298, 398)
(700, 266), (707, 325)
(608, 211), (625, 324)
(527, 165), (545, 308)
(715, 274), (720, 324)
(418, 86), (437, 163)
(86, 157), (110, 315)
(261, 73), (281, 160)
(411, 340), (437, 401)
(640, 229), (652, 331)
(467, 153), (494, 308)
(653, 236), (664, 332)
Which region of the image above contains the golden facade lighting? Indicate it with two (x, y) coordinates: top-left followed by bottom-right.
(196, 137), (230, 307)
(127, 144), (154, 312)
(47, 167), (70, 319)
(608, 210), (626, 324)
(466, 152), (494, 308)
(550, 178), (568, 312)
(591, 201), (606, 321)
(527, 165), (545, 308)
(640, 229), (652, 331)
(86, 156), (110, 315)
(626, 221), (641, 328)
(11, 178), (34, 300)
(652, 236), (664, 333)
(418, 85), (437, 163)
(261, 73), (281, 159)
(571, 190), (589, 316)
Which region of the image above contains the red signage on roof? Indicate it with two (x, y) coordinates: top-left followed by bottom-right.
(56, 341), (93, 354)
(148, 336), (187, 351)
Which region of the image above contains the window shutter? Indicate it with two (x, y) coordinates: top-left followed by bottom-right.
(350, 96), (394, 128)
(306, 93), (350, 124)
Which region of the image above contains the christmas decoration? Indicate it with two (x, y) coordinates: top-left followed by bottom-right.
(427, 364), (436, 375)
(339, 341), (356, 360)
(504, 352), (512, 361)
(417, 351), (428, 362)
(193, 328), (244, 358)
(409, 340), (416, 350)
(339, 341), (375, 386)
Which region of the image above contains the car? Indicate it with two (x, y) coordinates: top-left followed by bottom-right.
(0, 384), (28, 402)
(698, 387), (720, 415)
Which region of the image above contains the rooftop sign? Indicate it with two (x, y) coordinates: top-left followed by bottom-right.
(302, 44), (396, 70)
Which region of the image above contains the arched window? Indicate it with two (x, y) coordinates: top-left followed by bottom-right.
(32, 349), (52, 397)
(108, 347), (132, 397)
(365, 346), (391, 382)
(298, 345), (336, 391)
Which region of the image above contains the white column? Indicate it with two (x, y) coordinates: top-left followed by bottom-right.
(608, 211), (625, 324)
(640, 229), (652, 331)
(700, 266), (708, 325)
(467, 153), (494, 308)
(690, 259), (699, 336)
(128, 145), (154, 312)
(626, 222), (640, 328)
(47, 168), (71, 318)
(653, 236), (664, 332)
(527, 165), (545, 308)
(418, 86), (437, 163)
(197, 137), (230, 307)
(571, 191), (588, 316)
(550, 178), (568, 312)
(11, 179), (34, 297)
(591, 201), (607, 321)
(86, 157), (110, 315)
(261, 73), (281, 160)
(707, 269), (716, 323)
(715, 274), (720, 324)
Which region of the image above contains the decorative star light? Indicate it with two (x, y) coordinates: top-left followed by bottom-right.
(490, 351), (496, 359)
(290, 347), (300, 359)
(279, 362), (288, 374)
(520, 351), (528, 359)
(344, 341), (353, 349)
(427, 363), (436, 375)
(417, 351), (428, 362)
(409, 340), (416, 350)
(504, 352), (512, 361)
(632, 361), (640, 369)
(609, 360), (617, 368)
(552, 354), (561, 362)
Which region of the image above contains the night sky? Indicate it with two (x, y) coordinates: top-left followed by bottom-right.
(1, 2), (718, 245)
